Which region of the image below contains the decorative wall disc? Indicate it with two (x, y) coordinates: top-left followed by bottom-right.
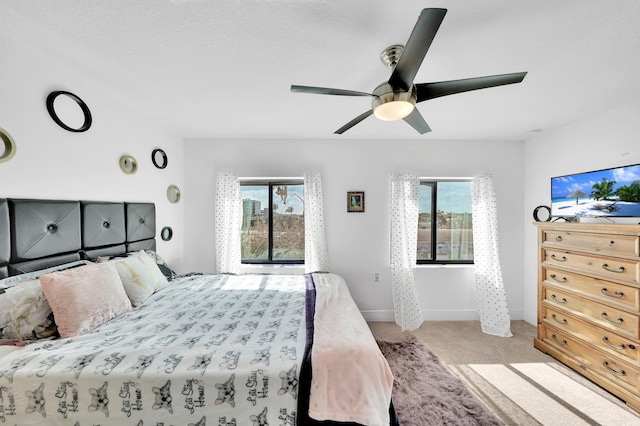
(0, 128), (17, 163)
(152, 148), (168, 169)
(46, 91), (92, 132)
(119, 155), (138, 174)
(161, 226), (173, 241)
(167, 185), (181, 203)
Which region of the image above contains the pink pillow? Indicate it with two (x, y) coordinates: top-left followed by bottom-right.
(40, 262), (132, 338)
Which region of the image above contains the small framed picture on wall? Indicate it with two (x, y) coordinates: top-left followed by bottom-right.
(347, 191), (365, 212)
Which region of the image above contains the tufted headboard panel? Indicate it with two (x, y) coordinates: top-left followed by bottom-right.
(1, 198), (155, 276)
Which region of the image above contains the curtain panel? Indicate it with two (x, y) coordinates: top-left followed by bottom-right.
(389, 172), (423, 331)
(304, 172), (329, 273)
(215, 171), (242, 274)
(471, 173), (512, 337)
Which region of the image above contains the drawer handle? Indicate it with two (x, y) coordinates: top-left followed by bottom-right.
(601, 288), (624, 299)
(551, 314), (567, 324)
(602, 263), (625, 273)
(551, 334), (567, 345)
(601, 312), (624, 325)
(551, 254), (567, 262)
(551, 294), (567, 303)
(555, 236), (563, 242)
(602, 361), (626, 376)
(602, 336), (626, 351)
(550, 274), (567, 283)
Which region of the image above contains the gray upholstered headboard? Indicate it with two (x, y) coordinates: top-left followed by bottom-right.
(0, 198), (156, 278)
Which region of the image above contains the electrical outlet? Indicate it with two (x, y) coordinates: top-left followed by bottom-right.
(374, 272), (380, 282)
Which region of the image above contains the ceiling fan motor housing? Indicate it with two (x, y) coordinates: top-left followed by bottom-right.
(371, 82), (416, 120)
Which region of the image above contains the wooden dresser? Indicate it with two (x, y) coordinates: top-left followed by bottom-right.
(534, 222), (640, 412)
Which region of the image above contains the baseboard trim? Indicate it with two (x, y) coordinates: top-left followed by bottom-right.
(361, 309), (523, 322)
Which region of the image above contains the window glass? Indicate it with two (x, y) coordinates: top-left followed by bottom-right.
(241, 185), (269, 261)
(418, 180), (473, 264)
(272, 184), (304, 261)
(240, 182), (304, 264)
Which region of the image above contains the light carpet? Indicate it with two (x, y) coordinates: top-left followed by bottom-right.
(450, 362), (640, 426)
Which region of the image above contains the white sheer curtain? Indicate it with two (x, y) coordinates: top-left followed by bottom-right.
(389, 172), (423, 331)
(304, 172), (329, 273)
(472, 173), (512, 337)
(215, 171), (242, 274)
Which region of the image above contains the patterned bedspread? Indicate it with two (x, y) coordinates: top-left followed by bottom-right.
(0, 273), (309, 425)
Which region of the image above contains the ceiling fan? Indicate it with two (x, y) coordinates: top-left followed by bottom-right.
(291, 8), (527, 135)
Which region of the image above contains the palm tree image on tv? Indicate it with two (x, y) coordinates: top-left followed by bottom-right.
(616, 181), (640, 202)
(590, 178), (616, 201)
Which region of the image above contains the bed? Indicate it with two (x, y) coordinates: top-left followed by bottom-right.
(0, 198), (396, 425)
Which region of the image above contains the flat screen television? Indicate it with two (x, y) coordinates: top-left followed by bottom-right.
(551, 163), (640, 218)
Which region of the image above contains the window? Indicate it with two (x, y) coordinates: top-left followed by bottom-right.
(240, 180), (304, 264)
(417, 180), (474, 264)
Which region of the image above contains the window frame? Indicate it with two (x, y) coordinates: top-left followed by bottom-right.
(417, 178), (474, 266)
(240, 178), (304, 265)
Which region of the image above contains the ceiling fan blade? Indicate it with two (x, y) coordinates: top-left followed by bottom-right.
(403, 109), (431, 134)
(415, 72), (527, 103)
(334, 110), (374, 134)
(291, 85), (372, 97)
(388, 8), (447, 91)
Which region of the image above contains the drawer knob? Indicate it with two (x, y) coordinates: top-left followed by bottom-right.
(601, 312), (624, 325)
(601, 288), (624, 299)
(551, 314), (567, 324)
(551, 334), (567, 346)
(555, 236), (563, 242)
(550, 274), (567, 283)
(602, 336), (626, 351)
(602, 263), (625, 273)
(551, 254), (567, 262)
(602, 360), (626, 377)
(551, 294), (567, 303)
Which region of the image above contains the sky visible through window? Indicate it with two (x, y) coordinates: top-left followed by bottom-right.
(241, 185), (304, 214)
(419, 181), (472, 213)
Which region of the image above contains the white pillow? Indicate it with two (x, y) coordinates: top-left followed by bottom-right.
(0, 279), (57, 340)
(113, 251), (169, 306)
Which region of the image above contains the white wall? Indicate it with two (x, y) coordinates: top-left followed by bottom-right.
(523, 98), (640, 324)
(0, 32), (185, 271)
(183, 138), (525, 321)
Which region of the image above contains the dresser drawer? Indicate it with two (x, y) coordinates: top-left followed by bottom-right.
(542, 286), (640, 339)
(542, 325), (640, 392)
(542, 229), (640, 257)
(543, 248), (640, 285)
(543, 267), (640, 313)
(543, 305), (640, 365)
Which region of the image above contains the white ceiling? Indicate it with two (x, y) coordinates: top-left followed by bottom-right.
(4, 0), (640, 140)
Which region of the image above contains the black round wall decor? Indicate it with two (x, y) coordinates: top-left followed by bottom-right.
(533, 205), (552, 222)
(46, 90), (93, 132)
(161, 226), (173, 241)
(152, 148), (168, 169)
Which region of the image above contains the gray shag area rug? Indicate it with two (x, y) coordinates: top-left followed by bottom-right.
(377, 335), (500, 426)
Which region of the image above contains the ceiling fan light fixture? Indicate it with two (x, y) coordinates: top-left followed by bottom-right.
(373, 101), (415, 121)
(371, 82), (416, 121)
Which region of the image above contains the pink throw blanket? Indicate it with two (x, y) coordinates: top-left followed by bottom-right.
(309, 273), (394, 426)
